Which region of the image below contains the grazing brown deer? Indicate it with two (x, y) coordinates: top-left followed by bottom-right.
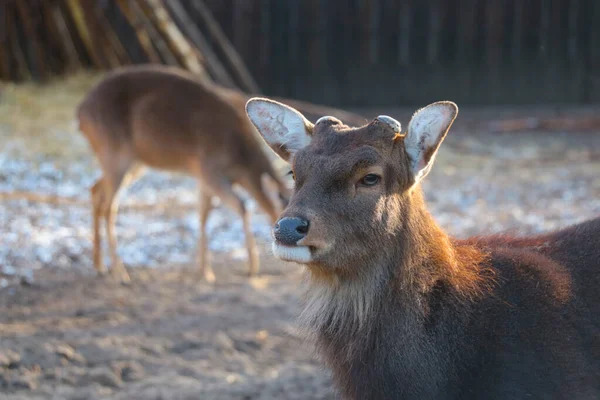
(246, 98), (600, 399)
(76, 65), (289, 283)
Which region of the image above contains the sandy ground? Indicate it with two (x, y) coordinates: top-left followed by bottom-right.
(0, 74), (599, 399)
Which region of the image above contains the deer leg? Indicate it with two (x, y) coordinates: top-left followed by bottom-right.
(197, 190), (215, 282)
(90, 178), (107, 275)
(208, 181), (259, 277)
(103, 163), (144, 283)
(103, 180), (128, 283)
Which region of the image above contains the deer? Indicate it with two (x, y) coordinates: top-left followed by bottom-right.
(245, 97), (600, 399)
(76, 65), (290, 283)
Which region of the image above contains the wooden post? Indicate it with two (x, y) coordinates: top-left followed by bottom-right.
(259, 0), (271, 87)
(510, 0), (524, 98)
(585, 0), (600, 101)
(40, 2), (66, 75)
(94, 3), (132, 65)
(165, 0), (235, 87)
(287, 0), (301, 99)
(47, 1), (83, 72)
(81, 2), (122, 68)
(65, 0), (107, 69)
(456, 0), (477, 99)
(8, 3), (31, 81)
(0, 3), (10, 80)
(232, 0), (253, 67)
(398, 0), (411, 66)
(369, 0), (380, 65)
(116, 0), (162, 64)
(142, 0), (207, 76)
(15, 0), (48, 80)
(131, 0), (181, 66)
(484, 0), (504, 101)
(188, 0), (260, 93)
(427, 0), (441, 66)
(567, 0), (583, 102)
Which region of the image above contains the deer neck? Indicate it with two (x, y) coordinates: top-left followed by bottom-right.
(387, 188), (490, 305)
(300, 187), (489, 349)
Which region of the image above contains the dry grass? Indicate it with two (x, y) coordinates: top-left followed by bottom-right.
(0, 71), (102, 160)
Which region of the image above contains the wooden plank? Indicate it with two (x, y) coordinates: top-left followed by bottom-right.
(584, 0), (600, 102)
(357, 0), (369, 65)
(266, 0), (286, 97)
(130, 0), (180, 66)
(567, 0), (579, 61)
(143, 0), (206, 75)
(369, 0), (380, 64)
(538, 0), (550, 59)
(0, 2), (10, 80)
(259, 0), (271, 85)
(8, 3), (31, 81)
(188, 0), (260, 93)
(397, 0), (411, 65)
(65, 0), (107, 68)
(484, 0), (503, 67)
(511, 0), (523, 65)
(40, 2), (67, 75)
(591, 0), (600, 67)
(94, 2), (132, 65)
(287, 0), (301, 99)
(427, 0), (441, 65)
(509, 0), (525, 100)
(15, 0), (47, 80)
(548, 0), (565, 101)
(103, 0), (146, 63)
(456, 0), (477, 99)
(81, 2), (121, 68)
(57, 0), (93, 68)
(287, 0), (300, 66)
(567, 0), (583, 101)
(483, 0), (504, 101)
(47, 1), (83, 72)
(232, 0), (253, 65)
(165, 0), (234, 87)
(116, 0), (162, 63)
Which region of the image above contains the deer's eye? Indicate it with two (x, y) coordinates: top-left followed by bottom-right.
(287, 170), (295, 180)
(360, 174), (380, 186)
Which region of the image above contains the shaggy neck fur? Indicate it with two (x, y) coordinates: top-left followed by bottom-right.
(298, 187), (491, 361)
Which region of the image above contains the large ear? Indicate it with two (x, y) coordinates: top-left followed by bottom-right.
(246, 98), (314, 162)
(404, 101), (458, 184)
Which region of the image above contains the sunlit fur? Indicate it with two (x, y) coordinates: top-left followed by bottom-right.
(247, 98), (600, 400)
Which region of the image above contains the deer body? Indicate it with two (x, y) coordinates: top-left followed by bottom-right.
(246, 98), (600, 399)
(77, 65), (287, 282)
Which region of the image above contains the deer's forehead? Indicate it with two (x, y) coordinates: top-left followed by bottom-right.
(292, 124), (398, 174)
(294, 145), (383, 175)
(311, 124), (395, 153)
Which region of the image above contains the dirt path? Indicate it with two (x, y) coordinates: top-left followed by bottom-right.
(1, 256), (335, 400)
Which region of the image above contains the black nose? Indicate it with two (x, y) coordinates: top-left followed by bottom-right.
(274, 217), (310, 246)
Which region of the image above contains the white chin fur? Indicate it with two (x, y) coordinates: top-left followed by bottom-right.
(272, 242), (312, 264)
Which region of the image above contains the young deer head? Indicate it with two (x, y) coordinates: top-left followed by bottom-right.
(246, 98), (457, 276)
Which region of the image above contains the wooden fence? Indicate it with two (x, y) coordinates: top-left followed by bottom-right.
(206, 0), (600, 106)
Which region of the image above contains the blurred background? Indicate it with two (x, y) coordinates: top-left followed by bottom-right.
(0, 1), (599, 399)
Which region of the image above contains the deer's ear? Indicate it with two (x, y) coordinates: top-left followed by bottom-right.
(246, 98), (314, 162)
(404, 101), (458, 184)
